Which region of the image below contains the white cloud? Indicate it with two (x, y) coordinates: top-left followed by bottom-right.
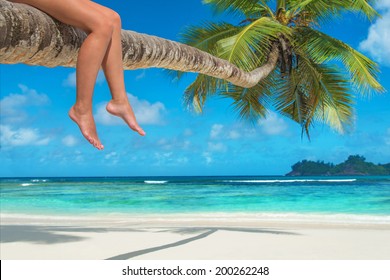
(18, 85), (49, 105)
(202, 152), (213, 164)
(73, 150), (85, 163)
(258, 111), (288, 135)
(63, 72), (77, 87)
(183, 128), (193, 137)
(153, 152), (171, 166)
(210, 124), (224, 139)
(209, 123), (256, 140)
(177, 157), (189, 164)
(359, 0), (390, 66)
(385, 128), (390, 145)
(151, 152), (189, 167)
(105, 152), (119, 165)
(62, 135), (78, 147)
(63, 70), (105, 87)
(0, 85), (49, 123)
(130, 94), (166, 125)
(95, 93), (166, 125)
(97, 71), (106, 85)
(375, 0), (390, 10)
(0, 125), (51, 146)
(135, 70), (146, 80)
(208, 142), (227, 152)
(157, 138), (191, 150)
(94, 103), (122, 125)
(105, 152), (118, 159)
(228, 130), (241, 139)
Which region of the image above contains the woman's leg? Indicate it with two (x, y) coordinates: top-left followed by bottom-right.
(98, 8), (146, 136)
(10, 0), (144, 149)
(74, 0), (145, 136)
(11, 0), (110, 149)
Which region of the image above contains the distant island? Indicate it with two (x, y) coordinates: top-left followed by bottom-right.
(286, 155), (390, 176)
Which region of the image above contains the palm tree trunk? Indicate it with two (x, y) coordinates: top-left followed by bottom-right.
(0, 0), (278, 88)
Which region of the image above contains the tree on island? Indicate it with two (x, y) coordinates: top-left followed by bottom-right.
(287, 155), (390, 176)
(0, 0), (384, 137)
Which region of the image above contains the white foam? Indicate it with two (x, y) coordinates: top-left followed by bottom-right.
(20, 183), (33, 187)
(2, 212), (389, 226)
(144, 180), (168, 184)
(31, 179), (48, 182)
(139, 212), (390, 225)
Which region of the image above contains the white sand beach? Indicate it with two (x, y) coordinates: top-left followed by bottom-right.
(1, 213), (389, 260)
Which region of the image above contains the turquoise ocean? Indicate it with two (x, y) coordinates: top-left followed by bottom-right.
(1, 176), (390, 223)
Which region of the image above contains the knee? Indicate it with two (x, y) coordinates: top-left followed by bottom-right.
(108, 11), (121, 30)
(102, 11), (121, 33)
(92, 11), (121, 38)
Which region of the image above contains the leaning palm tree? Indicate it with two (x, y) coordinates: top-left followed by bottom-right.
(0, 0), (280, 88)
(177, 0), (384, 136)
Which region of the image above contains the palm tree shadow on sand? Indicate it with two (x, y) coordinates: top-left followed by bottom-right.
(105, 227), (300, 260)
(1, 224), (300, 259)
(0, 225), (144, 244)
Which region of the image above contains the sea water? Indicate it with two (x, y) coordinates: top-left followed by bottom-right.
(1, 176), (389, 223)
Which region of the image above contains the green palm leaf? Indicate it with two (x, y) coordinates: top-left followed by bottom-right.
(274, 51), (354, 135)
(273, 66), (312, 131)
(202, 0), (272, 18)
(178, 22), (241, 107)
(183, 74), (223, 113)
(166, 22), (239, 81)
(217, 17), (291, 71)
(180, 22), (239, 52)
(222, 72), (277, 121)
(295, 27), (384, 95)
(313, 65), (354, 134)
(288, 0), (379, 23)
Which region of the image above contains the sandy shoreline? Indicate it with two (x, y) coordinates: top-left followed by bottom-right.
(1, 213), (390, 260)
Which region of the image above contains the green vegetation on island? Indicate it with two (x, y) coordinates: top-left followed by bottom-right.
(287, 155), (390, 176)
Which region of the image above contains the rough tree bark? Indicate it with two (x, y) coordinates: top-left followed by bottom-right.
(0, 0), (279, 88)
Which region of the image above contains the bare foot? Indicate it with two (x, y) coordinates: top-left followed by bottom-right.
(106, 99), (146, 136)
(69, 106), (104, 150)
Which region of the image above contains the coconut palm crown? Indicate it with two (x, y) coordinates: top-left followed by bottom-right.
(178, 0), (384, 137)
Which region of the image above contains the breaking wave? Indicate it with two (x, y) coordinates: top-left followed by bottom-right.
(144, 180), (168, 184)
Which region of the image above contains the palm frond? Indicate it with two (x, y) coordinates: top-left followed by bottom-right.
(273, 66), (313, 132)
(202, 0), (272, 18)
(166, 22), (240, 82)
(348, 0), (379, 20)
(180, 22), (239, 52)
(164, 69), (186, 81)
(183, 74), (224, 113)
(288, 0), (343, 24)
(241, 4), (275, 19)
(288, 0), (379, 23)
(294, 27), (384, 96)
(274, 50), (354, 136)
(217, 17), (291, 71)
(221, 72), (277, 122)
(314, 65), (355, 134)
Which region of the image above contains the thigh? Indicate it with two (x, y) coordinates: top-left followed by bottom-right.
(9, 0), (114, 33)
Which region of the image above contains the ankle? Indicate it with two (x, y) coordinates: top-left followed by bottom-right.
(72, 103), (92, 114)
(109, 97), (129, 105)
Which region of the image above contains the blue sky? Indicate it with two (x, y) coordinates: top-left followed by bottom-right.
(1, 0), (389, 177)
